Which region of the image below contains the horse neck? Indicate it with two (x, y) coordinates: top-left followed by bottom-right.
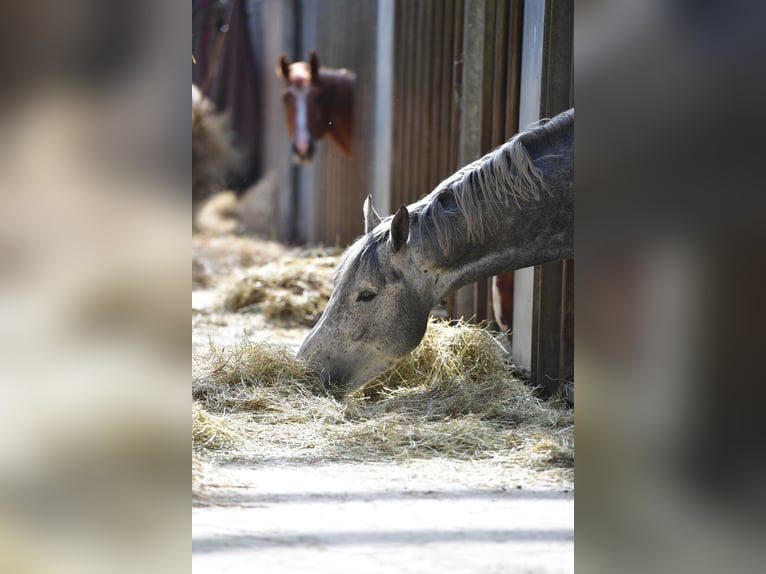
(417, 122), (574, 304)
(320, 70), (354, 157)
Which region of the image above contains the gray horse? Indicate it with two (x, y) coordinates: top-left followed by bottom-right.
(299, 108), (574, 394)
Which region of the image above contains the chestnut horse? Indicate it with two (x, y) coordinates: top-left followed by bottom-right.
(276, 51), (355, 164)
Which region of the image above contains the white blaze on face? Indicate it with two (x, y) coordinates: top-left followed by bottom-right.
(289, 85), (311, 156)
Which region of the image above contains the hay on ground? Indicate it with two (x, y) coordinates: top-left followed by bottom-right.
(192, 318), (573, 494)
(192, 234), (286, 290)
(195, 191), (241, 236)
(192, 401), (244, 451)
(222, 250), (339, 326)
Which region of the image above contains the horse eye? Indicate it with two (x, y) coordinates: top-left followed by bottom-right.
(356, 290), (376, 302)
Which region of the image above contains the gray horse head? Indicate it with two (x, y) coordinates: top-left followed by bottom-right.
(298, 109), (574, 396)
(298, 197), (433, 394)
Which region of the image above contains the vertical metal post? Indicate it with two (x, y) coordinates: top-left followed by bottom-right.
(371, 0), (395, 218)
(275, 0), (300, 243)
(513, 0), (573, 392)
(512, 0), (547, 375)
(453, 0), (486, 320)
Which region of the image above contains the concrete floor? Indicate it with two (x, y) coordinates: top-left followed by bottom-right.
(193, 461), (573, 574)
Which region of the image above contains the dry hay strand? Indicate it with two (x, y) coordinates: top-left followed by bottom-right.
(193, 400), (246, 498)
(191, 319), (573, 487)
(222, 249), (340, 326)
(327, 413), (509, 460)
(192, 400), (244, 451)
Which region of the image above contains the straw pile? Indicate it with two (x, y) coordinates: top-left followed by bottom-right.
(192, 318), (573, 494)
(194, 190), (241, 236)
(192, 85), (238, 224)
(192, 233), (286, 289)
(221, 249), (340, 326)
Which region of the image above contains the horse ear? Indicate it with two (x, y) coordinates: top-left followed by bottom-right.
(363, 196), (382, 234)
(390, 205), (410, 253)
(309, 51), (320, 84)
(277, 53), (290, 82)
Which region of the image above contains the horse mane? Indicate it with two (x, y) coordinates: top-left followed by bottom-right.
(334, 231), (382, 282)
(318, 67), (355, 116)
(316, 66), (355, 156)
(416, 110), (572, 255)
(338, 109), (573, 275)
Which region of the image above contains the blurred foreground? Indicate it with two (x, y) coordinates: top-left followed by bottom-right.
(576, 1), (766, 572)
(0, 2), (187, 573)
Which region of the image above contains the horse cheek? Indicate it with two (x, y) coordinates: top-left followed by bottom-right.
(283, 101), (296, 138)
(309, 112), (326, 140)
(394, 298), (429, 356)
(286, 113), (296, 138)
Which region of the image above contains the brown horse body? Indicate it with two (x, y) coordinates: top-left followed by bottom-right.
(277, 52), (355, 163)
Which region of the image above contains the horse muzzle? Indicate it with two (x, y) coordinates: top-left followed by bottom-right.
(291, 139), (316, 164)
(298, 337), (387, 396)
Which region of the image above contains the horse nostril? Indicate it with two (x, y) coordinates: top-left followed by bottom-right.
(291, 141), (316, 164)
(351, 327), (367, 341)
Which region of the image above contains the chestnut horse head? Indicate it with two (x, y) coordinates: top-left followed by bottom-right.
(276, 51), (355, 164)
